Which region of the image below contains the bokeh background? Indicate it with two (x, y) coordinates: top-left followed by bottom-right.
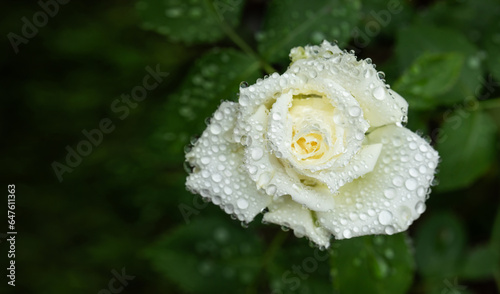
(1, 0), (500, 293)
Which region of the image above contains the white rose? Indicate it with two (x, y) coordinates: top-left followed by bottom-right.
(185, 41), (439, 248)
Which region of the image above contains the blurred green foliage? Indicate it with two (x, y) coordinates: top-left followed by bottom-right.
(2, 0), (499, 293)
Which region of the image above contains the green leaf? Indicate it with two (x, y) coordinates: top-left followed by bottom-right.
(416, 0), (500, 45)
(483, 22), (500, 82)
(359, 0), (414, 38)
(257, 0), (361, 64)
(136, 0), (244, 43)
(149, 48), (261, 164)
(415, 212), (466, 278)
(492, 206), (500, 249)
(491, 206), (500, 278)
(267, 237), (331, 294)
(143, 217), (263, 293)
(393, 52), (464, 110)
(459, 245), (498, 280)
(437, 110), (497, 192)
(330, 234), (414, 294)
(395, 24), (483, 106)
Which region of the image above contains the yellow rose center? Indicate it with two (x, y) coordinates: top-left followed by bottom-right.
(288, 94), (339, 163)
(292, 131), (324, 159)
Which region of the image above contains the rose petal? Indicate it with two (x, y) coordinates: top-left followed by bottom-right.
(186, 102), (272, 223)
(302, 143), (382, 193)
(290, 40), (343, 63)
(316, 125), (438, 239)
(288, 41), (408, 128)
(266, 77), (369, 173)
(263, 196), (331, 248)
(242, 104), (337, 212)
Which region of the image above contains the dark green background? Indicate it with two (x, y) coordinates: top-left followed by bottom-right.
(1, 0), (499, 293)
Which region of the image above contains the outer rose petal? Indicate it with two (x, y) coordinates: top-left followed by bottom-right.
(186, 102), (272, 223)
(288, 41), (408, 128)
(302, 143), (382, 193)
(263, 196), (331, 248)
(316, 125), (438, 239)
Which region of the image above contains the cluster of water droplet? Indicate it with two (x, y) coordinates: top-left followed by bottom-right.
(185, 40), (437, 246)
(313, 125), (438, 239)
(186, 102), (272, 223)
(289, 41), (408, 127)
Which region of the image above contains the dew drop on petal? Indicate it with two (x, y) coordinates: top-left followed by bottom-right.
(383, 188), (396, 199)
(378, 210), (393, 225)
(373, 86), (386, 100)
(247, 165), (257, 175)
(211, 174), (222, 183)
(343, 229), (352, 239)
(251, 148), (264, 161)
(348, 106), (361, 117)
(200, 156), (211, 165)
(416, 186), (425, 197)
(265, 184), (277, 196)
(224, 186), (232, 195)
(392, 176), (404, 187)
(237, 199), (249, 209)
(272, 112), (282, 120)
(384, 226), (395, 235)
(210, 123), (222, 135)
(405, 178), (417, 191)
(415, 201), (426, 214)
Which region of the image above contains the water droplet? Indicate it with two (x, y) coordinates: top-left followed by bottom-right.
(348, 106), (361, 117)
(371, 256), (389, 278)
(257, 172), (271, 187)
(392, 176), (404, 187)
(251, 148), (264, 161)
(213, 112), (223, 121)
(384, 248), (394, 259)
(265, 184), (277, 195)
(378, 210), (393, 225)
(210, 123), (222, 135)
(239, 81), (249, 88)
(342, 229), (352, 239)
(384, 188), (396, 199)
(373, 86), (386, 100)
(237, 198), (249, 209)
(247, 165), (257, 175)
(212, 195), (221, 205)
(201, 156), (211, 165)
(416, 186), (425, 197)
(272, 112), (282, 120)
(224, 186), (233, 195)
(384, 225), (395, 235)
(189, 7), (202, 17)
(165, 7), (183, 18)
(419, 144), (428, 152)
(405, 178), (417, 191)
(198, 261), (213, 275)
(415, 201), (426, 214)
(211, 174), (222, 182)
(333, 113), (344, 125)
